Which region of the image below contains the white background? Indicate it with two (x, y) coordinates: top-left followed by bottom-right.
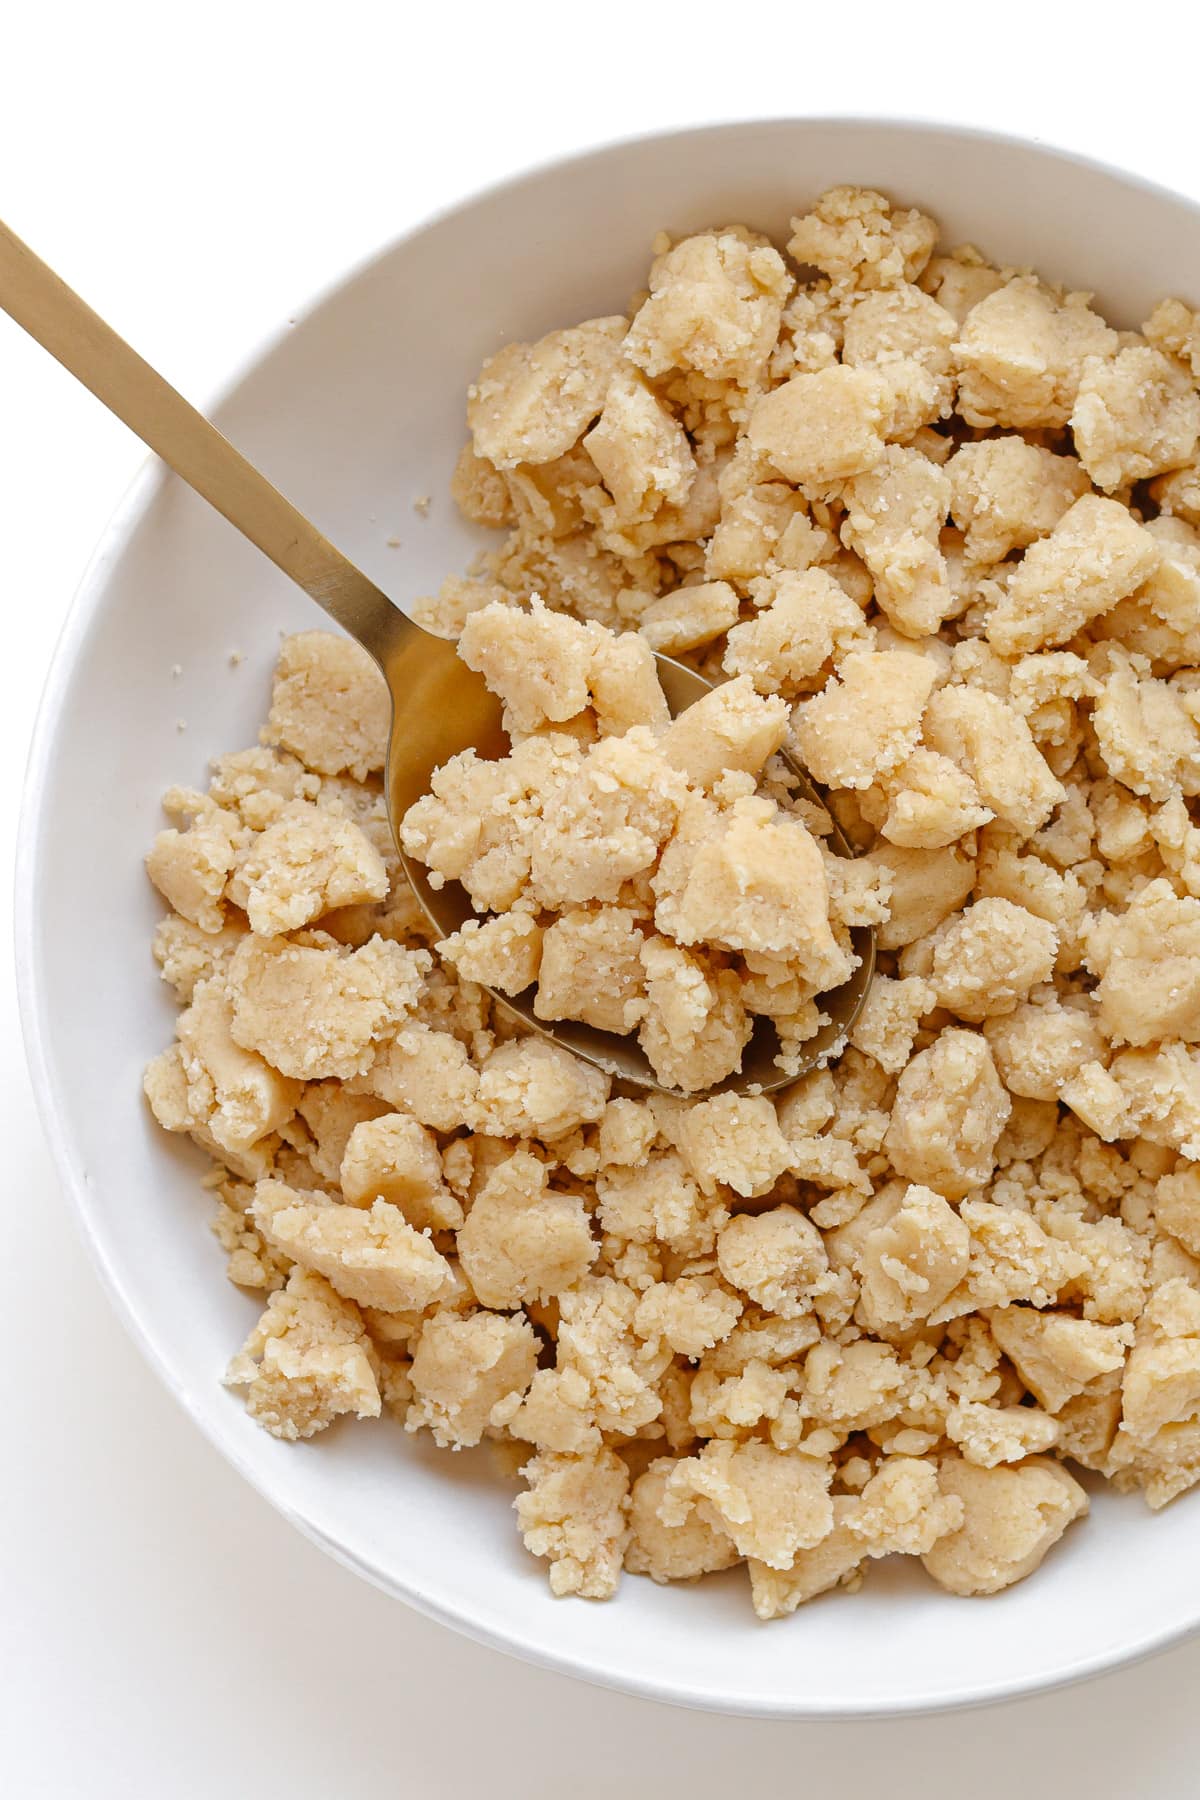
(7, 5), (1200, 1794)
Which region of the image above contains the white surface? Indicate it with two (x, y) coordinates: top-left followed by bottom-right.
(8, 2), (1200, 1791)
(23, 114), (1200, 1724)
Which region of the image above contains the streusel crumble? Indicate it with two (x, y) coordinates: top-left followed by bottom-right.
(145, 185), (1200, 1614)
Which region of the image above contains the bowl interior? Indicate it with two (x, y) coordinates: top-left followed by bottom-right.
(22, 117), (1200, 1717)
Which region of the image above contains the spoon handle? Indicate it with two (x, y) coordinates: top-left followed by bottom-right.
(0, 217), (409, 664)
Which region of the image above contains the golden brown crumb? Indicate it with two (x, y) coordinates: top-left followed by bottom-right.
(1109, 1279), (1200, 1505)
(144, 976), (301, 1172)
(438, 910), (543, 998)
(793, 649), (935, 789)
(253, 1183), (455, 1313)
(716, 1206), (827, 1318)
(264, 632), (390, 781)
(624, 229), (791, 387)
(227, 800), (388, 936)
(787, 187), (938, 294)
(660, 678), (789, 789)
(467, 317), (628, 469)
(927, 897), (1058, 1021)
(625, 1458), (741, 1583)
(457, 1148), (597, 1308)
(534, 907), (646, 1033)
(840, 448), (953, 635)
(676, 1093), (794, 1198)
(724, 567), (872, 695)
(885, 1028), (1010, 1200)
(339, 1113), (463, 1231)
(636, 580), (741, 656)
(856, 1183), (970, 1332)
(924, 685), (1065, 838)
(514, 1447), (630, 1598)
(954, 277), (1117, 431)
(921, 1457), (1089, 1595)
(1089, 878), (1200, 1045)
(661, 1439), (834, 1569)
(227, 934), (426, 1081)
(987, 496), (1160, 657)
(146, 789), (241, 934)
(224, 1266), (381, 1439)
(407, 1309), (538, 1448)
(749, 366), (888, 488)
(948, 437), (1089, 563)
(1072, 346), (1200, 492)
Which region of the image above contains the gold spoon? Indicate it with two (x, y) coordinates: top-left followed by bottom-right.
(0, 217), (873, 1093)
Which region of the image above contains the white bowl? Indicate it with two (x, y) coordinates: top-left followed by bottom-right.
(18, 117), (1200, 1719)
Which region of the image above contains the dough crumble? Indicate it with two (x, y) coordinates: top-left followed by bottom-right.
(143, 184), (1200, 1618)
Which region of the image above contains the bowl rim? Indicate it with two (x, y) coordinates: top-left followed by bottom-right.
(16, 110), (1200, 1720)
